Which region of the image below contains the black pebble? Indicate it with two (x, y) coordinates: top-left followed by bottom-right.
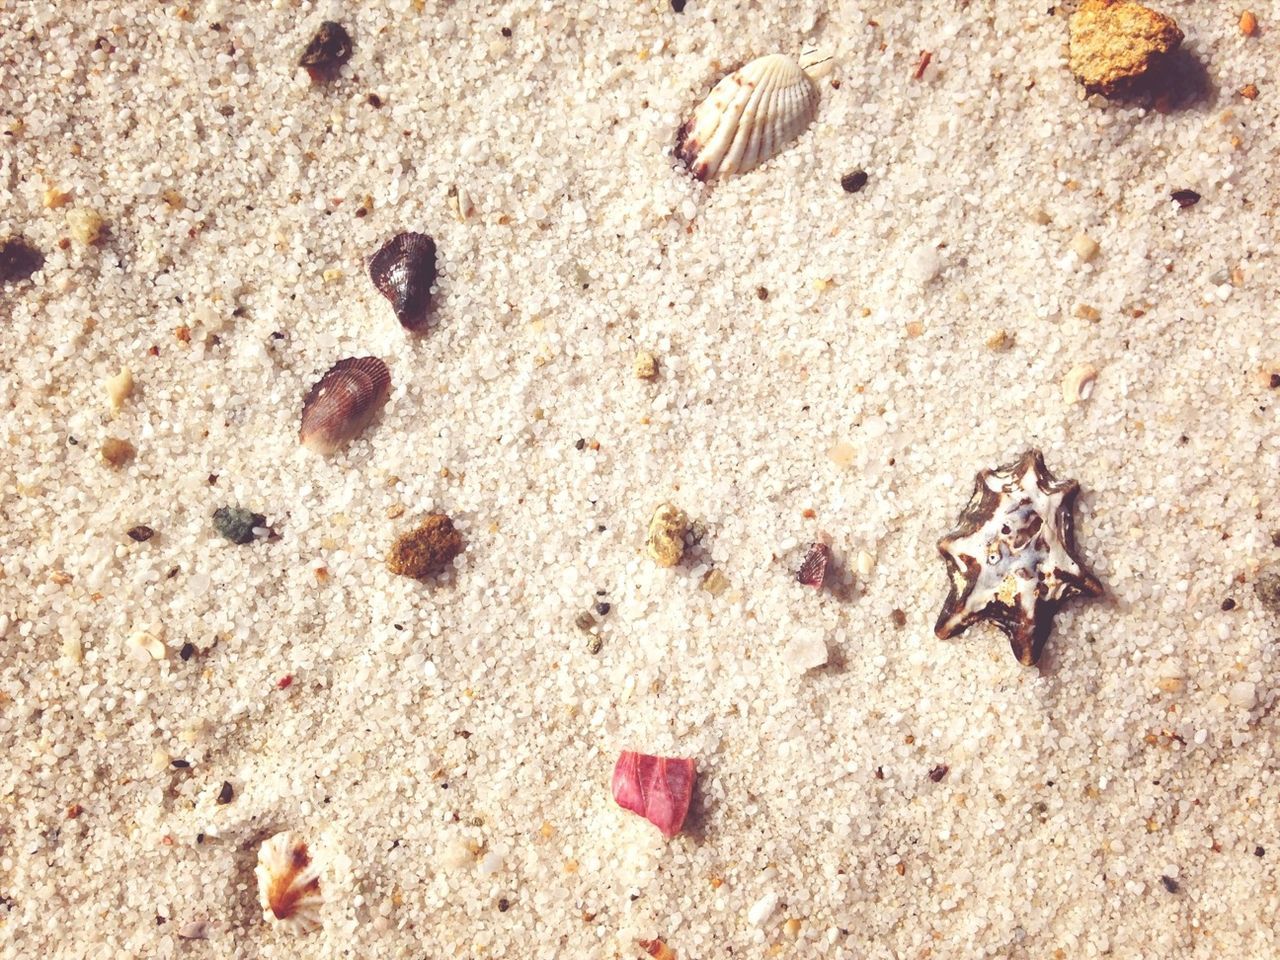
(1160, 875), (1179, 893)
(594, 601), (611, 616)
(171, 759), (190, 769)
(216, 780), (234, 804)
(1256, 846), (1266, 857)
(575, 438), (586, 450)
(671, 0), (687, 10)
(1171, 189), (1201, 209)
(841, 170), (869, 193)
(299, 21), (353, 83)
(127, 525), (154, 542)
(497, 898), (510, 912)
(179, 642), (195, 661)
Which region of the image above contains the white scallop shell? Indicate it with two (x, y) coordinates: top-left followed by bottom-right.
(255, 831), (323, 935)
(676, 50), (830, 180)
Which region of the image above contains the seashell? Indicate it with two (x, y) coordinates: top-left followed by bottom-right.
(369, 232), (438, 331)
(1062, 363), (1098, 405)
(676, 50), (831, 181)
(299, 357), (391, 454)
(255, 831), (323, 935)
(611, 751), (696, 838)
(796, 541), (830, 589)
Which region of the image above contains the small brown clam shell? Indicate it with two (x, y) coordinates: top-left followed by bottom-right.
(300, 357), (391, 455)
(369, 232), (437, 331)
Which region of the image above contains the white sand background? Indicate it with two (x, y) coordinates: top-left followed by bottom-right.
(2, 0), (1278, 956)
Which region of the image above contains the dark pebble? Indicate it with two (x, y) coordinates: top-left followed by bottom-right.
(1256, 846), (1266, 857)
(216, 780), (234, 804)
(0, 236), (45, 284)
(212, 506), (266, 545)
(1221, 597), (1236, 611)
(497, 898), (510, 912)
(928, 764), (949, 782)
(756, 286), (769, 300)
(671, 0), (687, 10)
(367, 93), (383, 108)
(171, 759), (190, 769)
(179, 642), (195, 661)
(1171, 189), (1201, 209)
(574, 611), (596, 632)
(841, 170), (869, 194)
(575, 438), (586, 450)
(890, 609), (907, 628)
(1253, 567), (1280, 615)
(127, 525), (154, 542)
(594, 601), (611, 616)
(1270, 373), (1280, 390)
(1160, 875), (1179, 893)
(500, 26), (512, 37)
(299, 21), (352, 84)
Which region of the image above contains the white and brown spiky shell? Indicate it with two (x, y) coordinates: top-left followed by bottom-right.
(255, 831), (323, 935)
(299, 357), (391, 455)
(676, 52), (826, 181)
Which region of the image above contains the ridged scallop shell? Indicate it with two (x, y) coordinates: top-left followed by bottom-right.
(255, 831), (322, 935)
(369, 232), (437, 331)
(676, 51), (830, 181)
(299, 357), (391, 455)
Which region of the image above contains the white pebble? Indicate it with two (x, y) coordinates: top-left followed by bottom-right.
(747, 891), (779, 927)
(783, 630), (829, 673)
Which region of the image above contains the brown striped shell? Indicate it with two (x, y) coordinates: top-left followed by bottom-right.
(299, 357), (391, 455)
(369, 232), (437, 331)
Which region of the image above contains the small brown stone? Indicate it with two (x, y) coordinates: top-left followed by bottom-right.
(1240, 82), (1260, 100)
(633, 350), (658, 381)
(387, 514), (463, 580)
(101, 437), (136, 467)
(1068, 0), (1183, 97)
(299, 21), (353, 84)
(1240, 10), (1258, 37)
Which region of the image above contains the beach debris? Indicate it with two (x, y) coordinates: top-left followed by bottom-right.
(0, 236), (44, 283)
(586, 634), (603, 655)
(387, 513), (463, 580)
(675, 49), (832, 180)
(1062, 363), (1099, 404)
(67, 207), (105, 246)
(126, 525), (154, 542)
(747, 891), (780, 927)
(912, 50), (933, 81)
(1240, 82), (1259, 100)
(783, 628), (829, 673)
(574, 611), (597, 632)
(299, 357), (391, 455)
(670, 0), (687, 11)
(1254, 566), (1280, 616)
(369, 232), (438, 332)
(611, 751), (695, 838)
(646, 502), (689, 567)
(299, 21), (352, 84)
(1240, 10), (1258, 36)
(840, 170), (869, 193)
(176, 921), (211, 940)
(1068, 0), (1183, 97)
(1070, 232), (1100, 262)
(796, 542), (831, 589)
(1160, 875), (1180, 894)
(640, 939), (677, 960)
(125, 630), (166, 662)
(702, 568), (730, 595)
(634, 350), (659, 380)
(212, 506), (267, 545)
(446, 183), (475, 222)
(216, 780), (234, 804)
(105, 367), (134, 412)
(986, 330), (1015, 352)
(100, 437), (136, 467)
(255, 831), (323, 935)
(928, 764), (949, 782)
(934, 450), (1103, 666)
(1171, 189), (1201, 208)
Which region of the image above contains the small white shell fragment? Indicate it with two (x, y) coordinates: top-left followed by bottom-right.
(856, 550), (875, 578)
(905, 245), (941, 285)
(447, 183), (474, 222)
(105, 367), (134, 412)
(747, 890), (780, 927)
(1071, 232), (1100, 261)
(1062, 363), (1098, 404)
(437, 837), (474, 871)
(676, 52), (823, 180)
(125, 630), (166, 662)
(478, 850), (504, 876)
(1228, 681), (1256, 709)
(256, 831), (323, 935)
(177, 921), (210, 940)
(783, 629), (828, 673)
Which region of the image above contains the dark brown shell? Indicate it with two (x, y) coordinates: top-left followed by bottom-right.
(796, 542), (830, 589)
(299, 357), (391, 455)
(369, 232), (437, 332)
(299, 21), (352, 84)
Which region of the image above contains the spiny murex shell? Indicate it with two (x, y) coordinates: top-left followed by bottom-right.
(255, 831), (323, 934)
(300, 357), (391, 454)
(676, 49), (833, 181)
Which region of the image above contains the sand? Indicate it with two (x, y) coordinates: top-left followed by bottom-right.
(1, 1), (1278, 957)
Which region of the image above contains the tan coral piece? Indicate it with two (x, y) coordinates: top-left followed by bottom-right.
(646, 502), (688, 567)
(1068, 0), (1184, 96)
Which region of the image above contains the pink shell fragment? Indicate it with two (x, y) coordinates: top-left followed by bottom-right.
(611, 751), (696, 838)
(796, 542), (830, 589)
